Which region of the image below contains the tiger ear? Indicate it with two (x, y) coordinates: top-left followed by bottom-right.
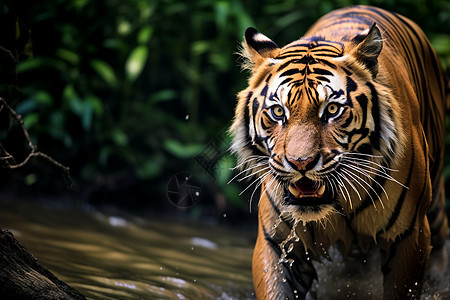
(350, 23), (383, 77)
(241, 27), (280, 71)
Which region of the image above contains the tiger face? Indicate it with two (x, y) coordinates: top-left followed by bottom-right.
(231, 25), (404, 223)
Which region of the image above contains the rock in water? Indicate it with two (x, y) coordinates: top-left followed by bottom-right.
(0, 229), (86, 299)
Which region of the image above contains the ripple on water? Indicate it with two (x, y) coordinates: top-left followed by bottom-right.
(0, 200), (256, 300)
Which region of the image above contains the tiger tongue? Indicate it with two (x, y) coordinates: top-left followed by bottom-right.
(294, 178), (319, 194)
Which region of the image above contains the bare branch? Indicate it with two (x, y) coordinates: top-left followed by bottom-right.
(0, 97), (74, 189)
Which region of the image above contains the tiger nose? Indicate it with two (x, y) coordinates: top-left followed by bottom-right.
(287, 155), (319, 172)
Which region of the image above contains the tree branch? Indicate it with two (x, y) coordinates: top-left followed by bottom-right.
(0, 97), (74, 189)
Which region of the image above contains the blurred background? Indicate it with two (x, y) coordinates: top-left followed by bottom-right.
(0, 0), (449, 223)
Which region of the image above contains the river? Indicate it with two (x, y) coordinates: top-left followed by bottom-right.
(0, 198), (448, 299)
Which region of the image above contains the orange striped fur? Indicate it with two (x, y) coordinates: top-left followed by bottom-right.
(230, 5), (449, 299)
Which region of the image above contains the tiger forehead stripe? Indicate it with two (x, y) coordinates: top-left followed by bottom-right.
(277, 40), (344, 60)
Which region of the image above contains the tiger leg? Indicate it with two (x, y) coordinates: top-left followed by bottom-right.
(253, 188), (317, 300)
(253, 225), (317, 300)
(380, 218), (431, 299)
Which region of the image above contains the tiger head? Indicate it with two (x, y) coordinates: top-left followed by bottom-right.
(230, 24), (406, 223)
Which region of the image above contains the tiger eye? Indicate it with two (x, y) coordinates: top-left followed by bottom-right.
(271, 105), (285, 118)
(327, 103), (339, 115)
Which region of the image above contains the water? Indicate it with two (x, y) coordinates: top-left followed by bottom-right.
(0, 199), (255, 299)
(0, 199), (448, 299)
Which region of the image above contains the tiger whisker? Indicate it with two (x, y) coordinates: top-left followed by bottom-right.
(330, 172), (352, 209)
(239, 167), (271, 196)
(339, 163), (386, 209)
(340, 168), (378, 209)
(342, 160), (407, 189)
(328, 173), (341, 198)
(325, 177), (336, 198)
(228, 162), (268, 184)
(342, 152), (383, 159)
(237, 165), (271, 183)
(257, 174), (278, 209)
(232, 155), (267, 170)
(336, 171), (362, 202)
(254, 171), (275, 204)
(342, 156), (399, 173)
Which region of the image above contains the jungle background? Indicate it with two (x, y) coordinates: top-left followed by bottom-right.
(0, 0), (449, 223)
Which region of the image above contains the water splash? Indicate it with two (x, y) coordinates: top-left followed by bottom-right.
(278, 218), (301, 265)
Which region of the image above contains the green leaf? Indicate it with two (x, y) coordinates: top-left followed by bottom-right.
(15, 20), (20, 41)
(431, 34), (450, 55)
(25, 173), (38, 186)
(63, 85), (95, 131)
(125, 45), (148, 82)
(137, 25), (154, 44)
(17, 57), (65, 73)
(191, 40), (210, 55)
(90, 59), (117, 86)
(111, 128), (128, 146)
(149, 90), (177, 104)
(117, 19), (132, 35)
(56, 48), (80, 65)
(23, 113), (40, 129)
(164, 139), (203, 158)
(16, 91), (53, 115)
(135, 158), (163, 179)
(215, 155), (236, 186)
(86, 94), (104, 116)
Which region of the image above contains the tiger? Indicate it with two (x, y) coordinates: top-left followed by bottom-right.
(229, 5), (449, 299)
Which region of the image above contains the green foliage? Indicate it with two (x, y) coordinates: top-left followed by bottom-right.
(0, 0), (449, 214)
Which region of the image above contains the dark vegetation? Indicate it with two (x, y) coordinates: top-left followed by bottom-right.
(0, 0), (449, 222)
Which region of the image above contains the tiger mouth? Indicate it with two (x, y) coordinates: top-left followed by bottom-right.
(285, 177), (334, 207)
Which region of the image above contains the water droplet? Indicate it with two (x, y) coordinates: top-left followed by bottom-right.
(287, 243), (294, 253)
(193, 279), (197, 283)
(414, 282), (418, 286)
(195, 191), (200, 197)
(264, 269), (268, 273)
(223, 213), (227, 218)
(288, 258), (294, 268)
(185, 114), (190, 120)
(185, 177), (189, 181)
(409, 289), (412, 293)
